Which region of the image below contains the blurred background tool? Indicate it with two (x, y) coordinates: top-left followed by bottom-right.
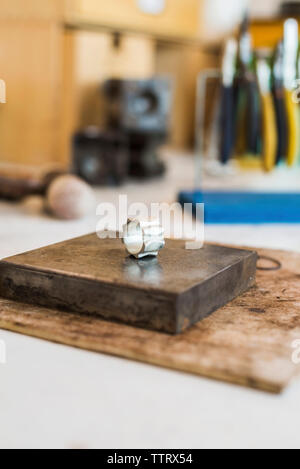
(71, 78), (172, 184)
(280, 1), (300, 17)
(219, 38), (237, 164)
(283, 18), (300, 166)
(235, 13), (261, 157)
(256, 58), (277, 172)
(46, 174), (96, 220)
(103, 78), (172, 135)
(0, 163), (94, 220)
(0, 166), (45, 201)
(272, 41), (288, 164)
(179, 8), (300, 224)
(103, 78), (172, 179)
(72, 127), (129, 186)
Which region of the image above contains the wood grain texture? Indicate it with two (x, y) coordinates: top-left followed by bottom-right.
(0, 19), (63, 166)
(0, 246), (299, 393)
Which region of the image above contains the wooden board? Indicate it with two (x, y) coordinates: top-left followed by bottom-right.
(0, 235), (257, 335)
(0, 246), (299, 393)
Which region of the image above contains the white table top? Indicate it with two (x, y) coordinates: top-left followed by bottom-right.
(1, 151), (300, 449)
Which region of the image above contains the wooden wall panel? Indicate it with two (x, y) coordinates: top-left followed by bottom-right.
(0, 20), (63, 165)
(0, 0), (63, 20)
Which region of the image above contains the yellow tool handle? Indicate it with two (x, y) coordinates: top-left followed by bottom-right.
(285, 89), (300, 167)
(261, 93), (277, 172)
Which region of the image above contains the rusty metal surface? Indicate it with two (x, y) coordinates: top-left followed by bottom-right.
(0, 233), (257, 334)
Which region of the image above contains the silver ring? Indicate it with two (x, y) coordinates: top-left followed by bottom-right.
(123, 218), (165, 259)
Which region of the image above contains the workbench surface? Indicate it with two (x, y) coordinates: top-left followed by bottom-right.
(0, 151), (300, 449)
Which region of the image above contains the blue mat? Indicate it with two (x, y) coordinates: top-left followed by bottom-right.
(178, 191), (300, 224)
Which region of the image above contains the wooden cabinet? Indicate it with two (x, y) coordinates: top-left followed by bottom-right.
(0, 0), (63, 20)
(0, 1), (63, 165)
(64, 0), (202, 40)
(0, 19), (63, 165)
(60, 30), (156, 165)
(0, 80), (5, 103)
(0, 0), (207, 166)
